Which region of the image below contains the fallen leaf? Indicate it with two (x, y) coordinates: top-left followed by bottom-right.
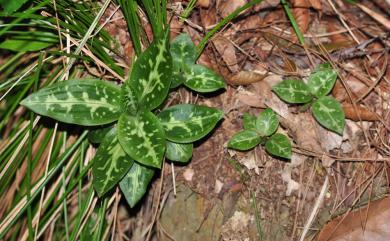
(356, 3), (390, 30)
(342, 103), (380, 121)
(281, 164), (300, 196)
(213, 36), (239, 72)
(197, 0), (210, 8)
(317, 196), (390, 241)
(308, 0), (321, 10)
(183, 168), (195, 182)
(217, 0), (248, 18)
(200, 7), (217, 28)
(316, 121), (343, 152)
(239, 151), (260, 175)
(253, 0), (280, 11)
(292, 0), (311, 34)
(236, 88), (266, 108)
(228, 70), (267, 85)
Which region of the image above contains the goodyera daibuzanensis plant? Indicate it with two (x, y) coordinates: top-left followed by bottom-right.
(21, 32), (226, 207)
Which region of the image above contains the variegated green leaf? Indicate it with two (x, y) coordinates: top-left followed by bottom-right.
(20, 79), (122, 126)
(166, 141), (193, 163)
(243, 113), (256, 130)
(92, 128), (134, 197)
(171, 33), (196, 65)
(121, 81), (138, 113)
(170, 70), (185, 89)
(159, 104), (224, 143)
(228, 130), (262, 151)
(312, 96), (345, 135)
(118, 111), (166, 168)
(88, 125), (113, 144)
(255, 108), (279, 136)
(265, 133), (291, 159)
(272, 79), (313, 104)
(307, 64), (337, 97)
(119, 162), (154, 208)
(129, 34), (172, 111)
(184, 64), (226, 93)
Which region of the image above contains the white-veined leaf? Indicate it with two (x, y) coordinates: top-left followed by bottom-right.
(243, 113), (256, 130)
(170, 33), (196, 65)
(129, 33), (172, 111)
(307, 64), (337, 97)
(183, 64), (226, 93)
(265, 133), (291, 159)
(312, 96), (345, 135)
(159, 104), (224, 143)
(272, 79), (313, 104)
(255, 108), (279, 136)
(166, 141), (193, 163)
(118, 111), (166, 168)
(228, 130), (262, 151)
(88, 125), (113, 144)
(170, 70), (185, 89)
(92, 128), (134, 196)
(119, 162), (154, 208)
(121, 81), (138, 113)
(20, 79), (122, 126)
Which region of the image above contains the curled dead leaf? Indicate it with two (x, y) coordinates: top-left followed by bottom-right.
(342, 103), (380, 121)
(228, 70), (267, 85)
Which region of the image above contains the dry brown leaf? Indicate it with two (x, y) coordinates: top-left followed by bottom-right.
(326, 19), (349, 44)
(253, 0), (280, 11)
(292, 0), (311, 34)
(317, 196), (390, 241)
(228, 71), (267, 85)
(217, 0), (248, 18)
(213, 36), (239, 72)
(169, 16), (183, 39)
(200, 7), (217, 28)
(308, 0), (321, 10)
(236, 89), (266, 108)
(356, 3), (390, 30)
(342, 103), (380, 121)
(197, 0), (210, 8)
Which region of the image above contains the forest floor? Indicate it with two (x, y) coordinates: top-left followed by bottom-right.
(105, 0), (390, 240)
(1, 0), (389, 240)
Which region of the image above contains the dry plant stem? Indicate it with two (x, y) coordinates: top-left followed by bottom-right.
(290, 159), (307, 241)
(325, 166), (382, 239)
(355, 3), (390, 30)
(0, 56), (54, 102)
(292, 145), (390, 162)
(0, 117), (40, 180)
(326, 0), (390, 101)
(145, 161), (165, 241)
(60, 0), (112, 81)
(299, 174), (329, 241)
(33, 123), (58, 241)
(356, 53), (388, 102)
(110, 189), (121, 241)
(333, 166), (382, 212)
(171, 163), (177, 196)
(22, 148), (81, 240)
